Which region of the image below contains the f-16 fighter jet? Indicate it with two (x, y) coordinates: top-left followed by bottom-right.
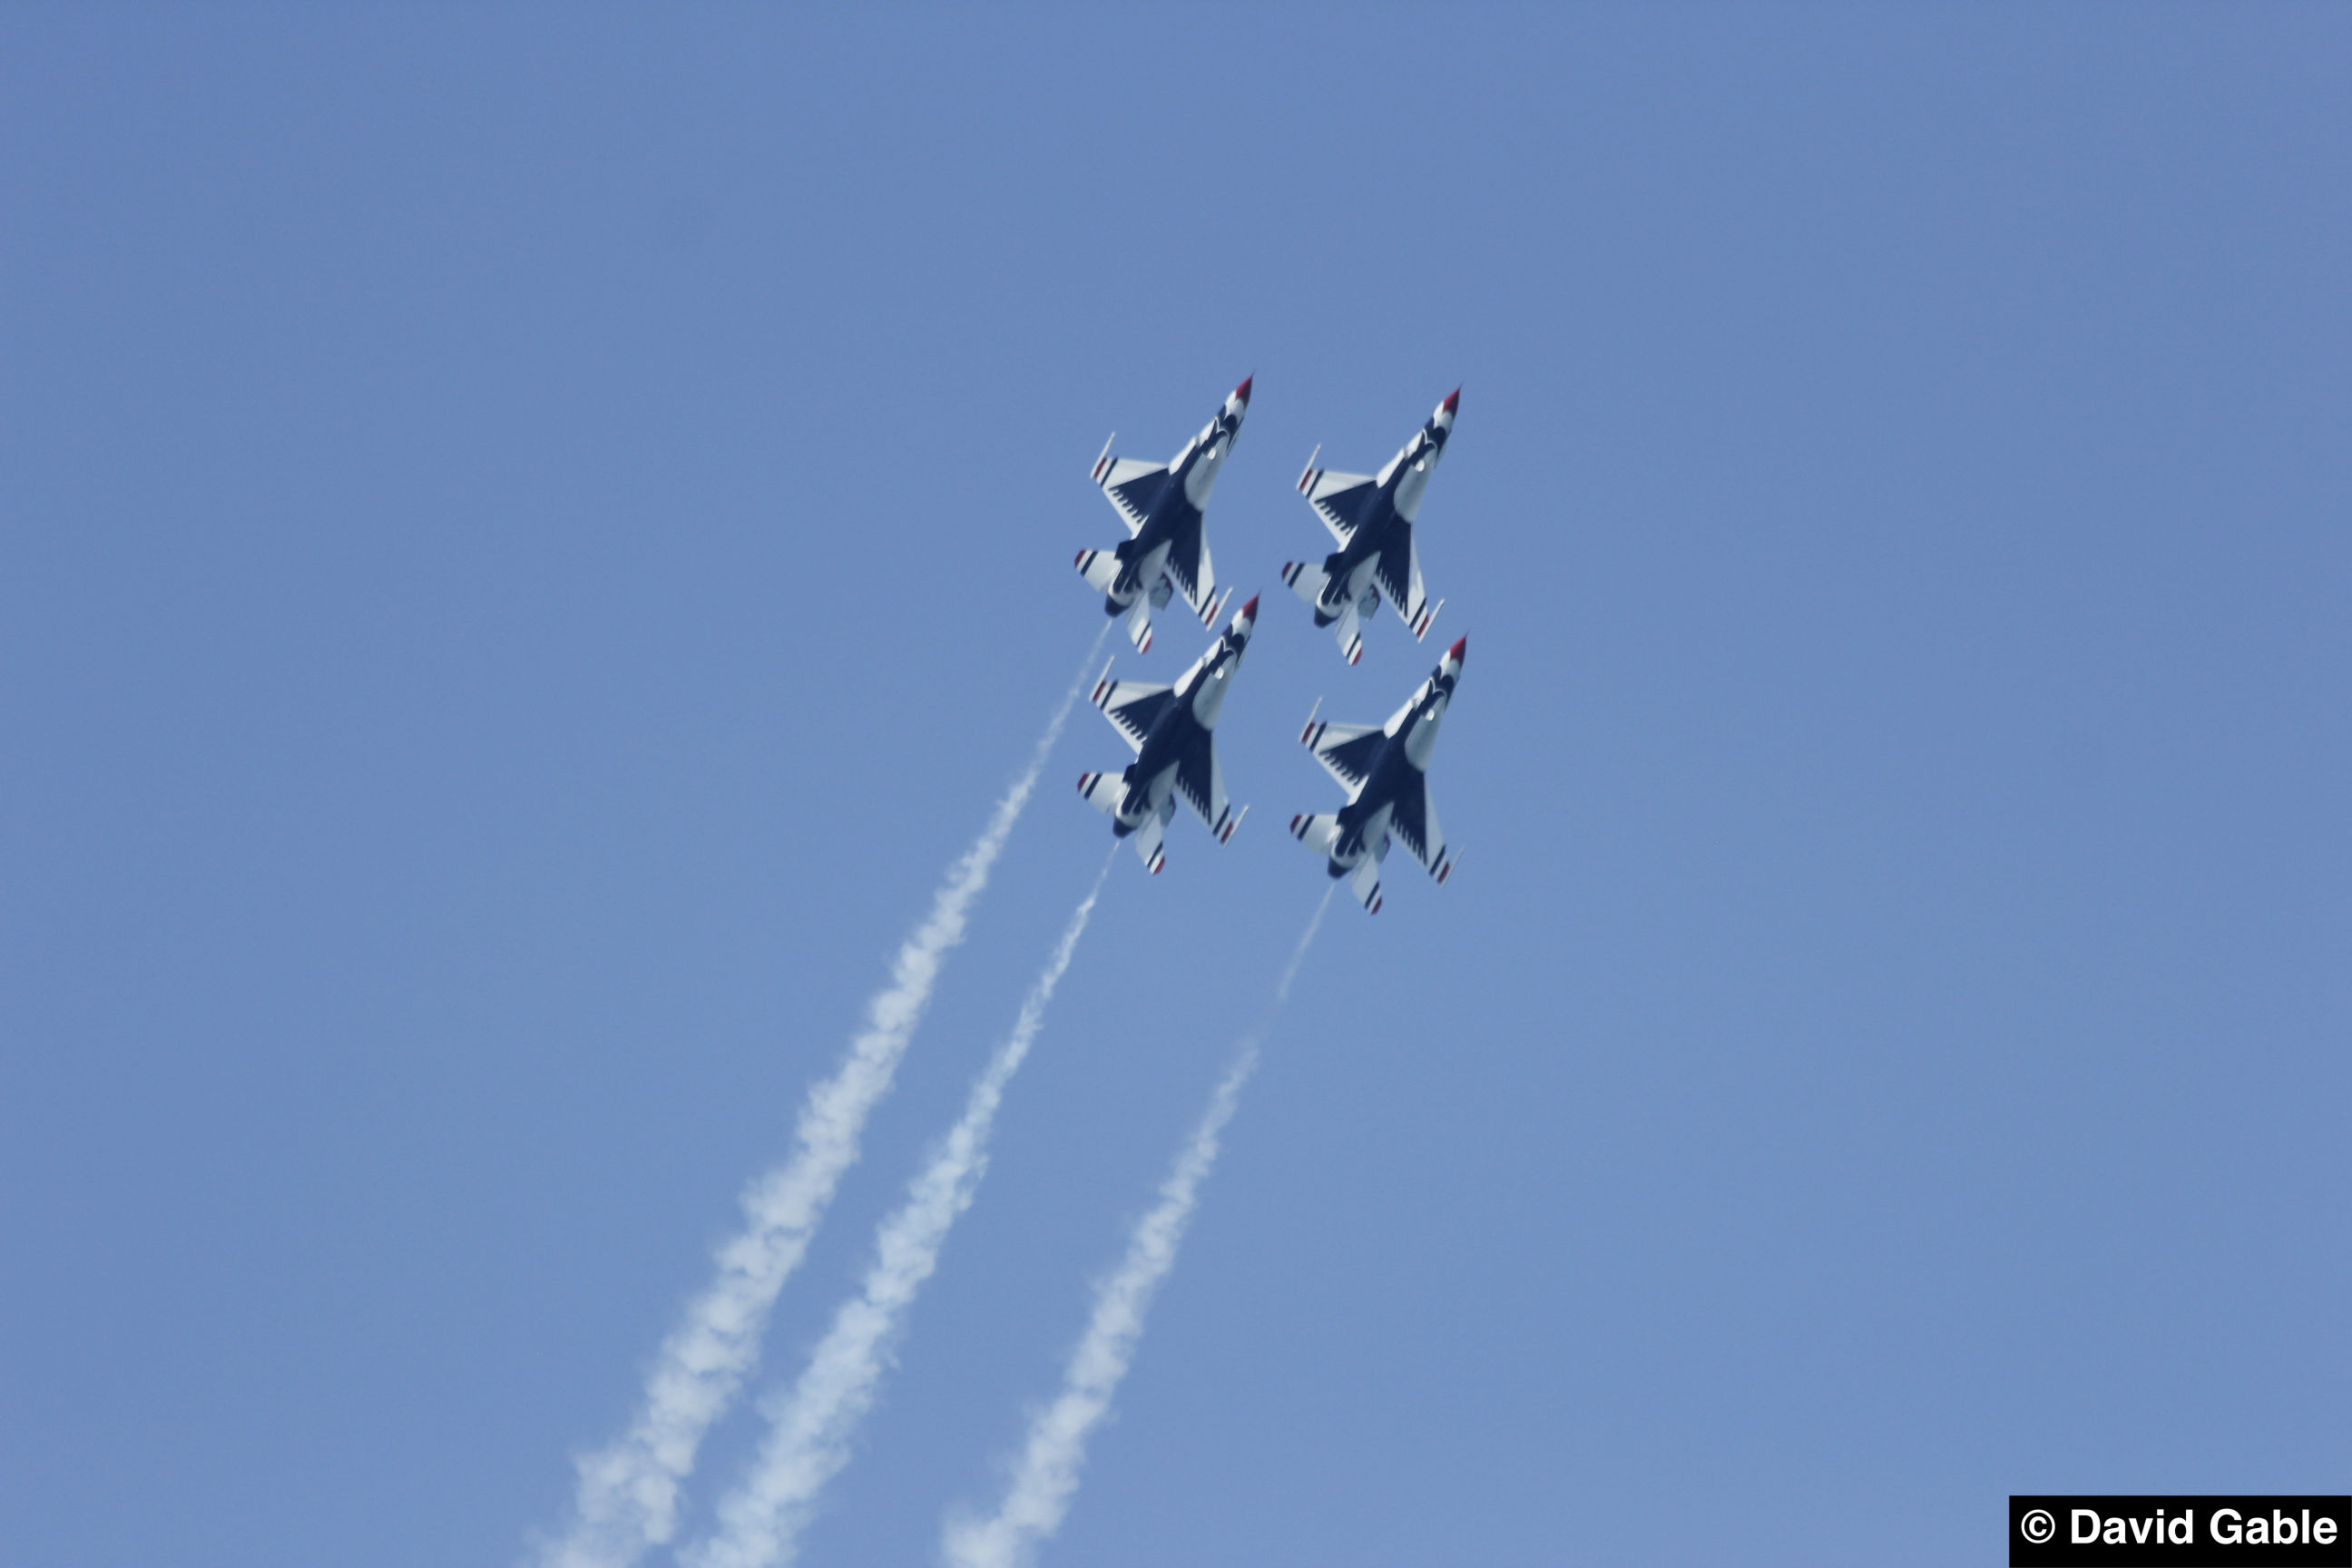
(1289, 636), (1466, 914)
(1279, 388), (1457, 665)
(1076, 377), (1250, 655)
(1077, 595), (1259, 875)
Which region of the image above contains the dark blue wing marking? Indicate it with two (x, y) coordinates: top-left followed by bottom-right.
(1109, 469), (1169, 532)
(1321, 729), (1386, 790)
(1173, 730), (1216, 825)
(1313, 480), (1380, 544)
(1389, 777), (1431, 863)
(1373, 520), (1415, 608)
(1163, 511), (1205, 607)
(1105, 688), (1176, 750)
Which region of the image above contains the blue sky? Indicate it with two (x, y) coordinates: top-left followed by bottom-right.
(4, 7), (2347, 1565)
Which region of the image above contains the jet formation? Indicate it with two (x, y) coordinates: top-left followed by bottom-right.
(1073, 380), (1474, 910)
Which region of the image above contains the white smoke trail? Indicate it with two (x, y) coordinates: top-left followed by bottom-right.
(686, 849), (1119, 1568)
(534, 627), (1108, 1568)
(941, 887), (1335, 1568)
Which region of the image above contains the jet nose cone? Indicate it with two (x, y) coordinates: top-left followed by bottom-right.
(1446, 634), (1467, 667)
(1232, 375), (1253, 406)
(1441, 387), (1460, 415)
(1240, 593), (1260, 621)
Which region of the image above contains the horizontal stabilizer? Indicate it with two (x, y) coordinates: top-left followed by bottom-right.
(1077, 770), (1127, 816)
(1279, 558), (1329, 606)
(1407, 596), (1444, 641)
(1125, 597), (1154, 654)
(1435, 846), (1459, 885)
(1213, 803), (1248, 845)
(1197, 585), (1231, 631)
(1350, 857), (1384, 915)
(1132, 812), (1166, 875)
(1074, 548), (1121, 594)
(1289, 812), (1340, 856)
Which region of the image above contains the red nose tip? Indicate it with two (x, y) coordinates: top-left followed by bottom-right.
(1441, 387), (1460, 415)
(1233, 375), (1253, 405)
(1446, 635), (1467, 665)
(1240, 594), (1259, 620)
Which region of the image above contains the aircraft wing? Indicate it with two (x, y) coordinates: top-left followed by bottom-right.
(1300, 712), (1384, 798)
(1372, 524), (1443, 641)
(1172, 732), (1246, 843)
(1093, 454), (1170, 538)
(1162, 514), (1220, 621)
(1388, 776), (1459, 882)
(1298, 465), (1379, 547)
(1092, 671), (1175, 755)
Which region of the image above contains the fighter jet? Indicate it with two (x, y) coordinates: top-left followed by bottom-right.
(1077, 595), (1259, 874)
(1289, 636), (1466, 914)
(1279, 389), (1457, 665)
(1076, 377), (1250, 654)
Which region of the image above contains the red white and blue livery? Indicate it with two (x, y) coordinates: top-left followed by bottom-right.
(1289, 636), (1466, 914)
(1280, 388), (1457, 665)
(1076, 377), (1250, 655)
(1077, 595), (1259, 875)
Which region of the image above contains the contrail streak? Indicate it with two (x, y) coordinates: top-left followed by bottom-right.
(687, 850), (1120, 1568)
(941, 887), (1335, 1568)
(534, 627), (1108, 1568)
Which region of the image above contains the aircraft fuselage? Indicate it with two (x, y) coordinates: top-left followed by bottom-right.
(1325, 662), (1455, 875)
(1105, 399), (1242, 612)
(1310, 409), (1451, 623)
(1111, 611), (1251, 830)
